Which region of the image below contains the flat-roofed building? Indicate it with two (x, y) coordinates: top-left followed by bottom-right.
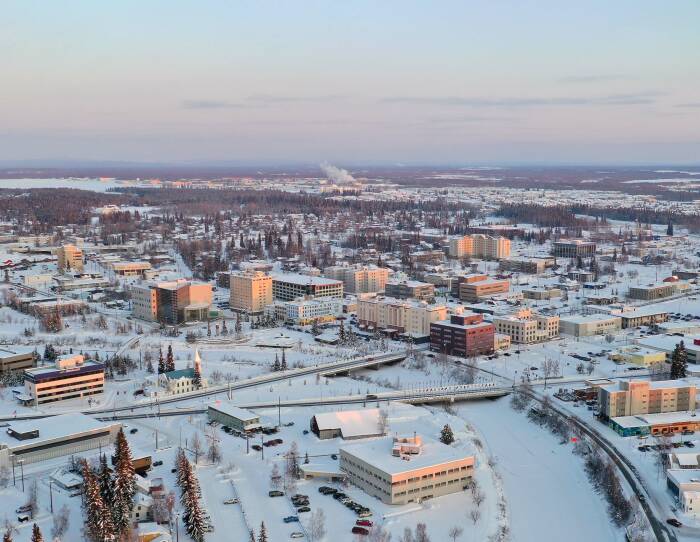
(598, 379), (696, 420)
(499, 257), (554, 274)
(207, 403), (261, 432)
(56, 244), (84, 273)
(340, 435), (474, 505)
(130, 283), (158, 321)
(271, 273), (343, 301)
(357, 294), (447, 338)
(628, 282), (682, 301)
(523, 287), (562, 300)
(494, 309), (559, 344)
(613, 346), (667, 367)
(449, 235), (511, 260)
(552, 240), (596, 258)
(111, 261), (152, 277)
(0, 348), (36, 374)
(559, 314), (622, 337)
(459, 278), (509, 303)
(310, 408), (384, 440)
(22, 354), (105, 405)
(323, 264), (389, 294)
(430, 313), (494, 358)
(156, 279), (213, 324)
(267, 295), (342, 325)
(385, 280), (435, 302)
(230, 270), (273, 314)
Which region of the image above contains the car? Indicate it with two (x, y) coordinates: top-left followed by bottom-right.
(290, 533), (304, 539)
(223, 498), (239, 505)
(153, 460), (163, 467)
(297, 506), (311, 513)
(269, 490), (285, 497)
(284, 422), (295, 427)
(129, 428), (138, 434)
(666, 518), (682, 528)
(15, 505), (31, 514)
(284, 516), (300, 523)
(252, 445), (262, 451)
(17, 515), (30, 523)
(682, 429), (695, 435)
(292, 494), (308, 499)
(331, 454), (338, 460)
(356, 520), (373, 527)
(352, 526), (369, 535)
(303, 430), (309, 435)
(274, 438), (284, 444)
(171, 468), (178, 473)
(357, 510), (373, 518)
(333, 492), (347, 500)
(686, 442), (695, 448)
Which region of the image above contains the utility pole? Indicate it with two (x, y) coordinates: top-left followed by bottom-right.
(261, 434), (264, 460)
(19, 459), (25, 492)
(278, 396), (281, 427)
(49, 479), (54, 513)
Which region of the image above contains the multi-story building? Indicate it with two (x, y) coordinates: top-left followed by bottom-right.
(229, 270), (273, 314)
(522, 287), (562, 300)
(384, 280), (435, 302)
(628, 282), (684, 301)
(449, 235), (511, 260)
(598, 379), (696, 420)
(22, 355), (104, 406)
(110, 261), (152, 277)
(493, 309), (559, 344)
(340, 435), (474, 505)
(129, 279), (212, 324)
(552, 240), (597, 258)
(323, 264), (390, 294)
(266, 295), (342, 325)
(0, 348), (36, 374)
(458, 278), (509, 302)
(56, 244), (84, 273)
(559, 314), (622, 337)
(271, 273), (343, 301)
(129, 283), (158, 321)
(357, 294), (447, 338)
(499, 257), (554, 275)
(430, 313), (495, 358)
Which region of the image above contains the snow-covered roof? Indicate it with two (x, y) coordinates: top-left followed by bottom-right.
(313, 408), (382, 438)
(0, 413), (119, 449)
(271, 273), (342, 286)
(208, 403), (259, 422)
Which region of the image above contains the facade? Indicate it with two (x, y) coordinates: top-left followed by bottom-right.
(271, 273), (343, 301)
(340, 435), (474, 505)
(310, 408), (383, 440)
(56, 244), (84, 273)
(430, 313), (495, 358)
(324, 265), (389, 294)
(384, 280), (435, 302)
(628, 282), (683, 301)
(111, 261), (152, 277)
(499, 257), (554, 274)
(357, 294), (447, 338)
(267, 295), (342, 325)
(130, 283), (158, 321)
(552, 240), (597, 258)
(207, 404), (261, 432)
(0, 413), (121, 469)
(493, 309), (559, 344)
(523, 287), (562, 300)
(598, 379), (696, 420)
(23, 355), (104, 405)
(613, 346), (667, 367)
(608, 411), (700, 438)
(229, 270), (273, 314)
(458, 278), (509, 302)
(160, 350), (207, 395)
(0, 348), (36, 374)
(449, 235), (511, 260)
(559, 314), (622, 337)
(667, 471), (700, 519)
(130, 279), (212, 324)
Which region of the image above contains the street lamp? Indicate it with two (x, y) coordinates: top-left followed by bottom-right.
(175, 512), (180, 542)
(19, 459), (25, 492)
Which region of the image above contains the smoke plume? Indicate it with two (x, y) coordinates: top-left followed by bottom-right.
(320, 162), (356, 184)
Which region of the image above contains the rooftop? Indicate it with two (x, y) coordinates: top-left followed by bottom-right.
(271, 273), (343, 287)
(208, 403), (259, 422)
(313, 408), (382, 438)
(0, 413), (118, 449)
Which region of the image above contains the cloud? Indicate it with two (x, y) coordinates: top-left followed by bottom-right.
(246, 93), (343, 103)
(558, 74), (634, 83)
(380, 92), (663, 108)
(675, 102), (700, 108)
(181, 100), (244, 109)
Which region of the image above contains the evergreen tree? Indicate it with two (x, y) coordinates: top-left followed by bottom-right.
(249, 530), (256, 542)
(281, 349), (287, 371)
(235, 313), (243, 335)
(440, 424), (455, 445)
(221, 319), (228, 335)
(258, 522), (268, 542)
(158, 347), (165, 374)
(30, 524), (43, 542)
(183, 488), (206, 542)
(82, 461), (114, 542)
(670, 341), (688, 379)
(339, 320), (346, 342)
(98, 454), (114, 509)
(166, 345), (175, 372)
(112, 429), (136, 536)
(273, 353), (280, 372)
(193, 362), (202, 389)
(667, 219), (674, 236)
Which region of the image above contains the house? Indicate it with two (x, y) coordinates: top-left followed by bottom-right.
(160, 350), (207, 395)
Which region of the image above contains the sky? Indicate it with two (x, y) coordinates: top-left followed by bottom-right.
(2, 0), (700, 165)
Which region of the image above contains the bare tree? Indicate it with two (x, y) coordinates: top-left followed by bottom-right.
(448, 526), (464, 541)
(378, 409), (389, 435)
(207, 438), (222, 464)
(51, 504), (71, 541)
(309, 509), (326, 542)
(541, 357), (560, 389)
(191, 432), (203, 464)
(470, 508), (481, 525)
(399, 528), (415, 542)
(270, 464), (282, 490)
(27, 479), (39, 518)
(369, 524), (392, 542)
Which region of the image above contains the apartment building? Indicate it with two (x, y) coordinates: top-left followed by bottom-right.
(323, 264), (389, 294)
(430, 313), (495, 358)
(266, 295), (342, 325)
(628, 282), (682, 301)
(459, 278), (509, 303)
(384, 280), (435, 302)
(56, 244), (84, 273)
(551, 240), (597, 258)
(340, 435), (474, 505)
(271, 273), (343, 301)
(230, 270), (273, 314)
(22, 355), (105, 406)
(559, 314), (622, 337)
(129, 279), (212, 324)
(598, 379), (697, 420)
(493, 309), (559, 344)
(357, 294), (447, 338)
(499, 257), (554, 275)
(449, 234), (511, 260)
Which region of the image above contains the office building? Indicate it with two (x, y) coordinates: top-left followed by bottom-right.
(0, 348), (36, 374)
(430, 313), (495, 358)
(598, 379), (696, 420)
(552, 240), (597, 258)
(230, 270), (273, 314)
(357, 294), (447, 339)
(110, 261), (152, 277)
(22, 354), (104, 406)
(459, 278), (509, 303)
(499, 257), (554, 275)
(494, 309), (559, 344)
(323, 264), (390, 294)
(310, 408), (384, 440)
(271, 273), (343, 301)
(628, 282), (686, 301)
(56, 244), (84, 273)
(130, 279), (212, 324)
(449, 234), (511, 260)
(266, 295), (342, 325)
(385, 280), (435, 302)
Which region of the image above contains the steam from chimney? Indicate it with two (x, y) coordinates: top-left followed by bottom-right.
(320, 162), (356, 185)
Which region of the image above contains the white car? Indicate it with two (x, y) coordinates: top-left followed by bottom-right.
(290, 534), (304, 539)
(223, 498), (239, 505)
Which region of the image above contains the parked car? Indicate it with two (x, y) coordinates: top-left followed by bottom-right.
(297, 506), (311, 513)
(356, 520), (373, 527)
(223, 498), (239, 505)
(252, 445), (262, 451)
(284, 516), (300, 523)
(129, 428), (138, 434)
(290, 533), (304, 539)
(269, 490), (285, 497)
(352, 526), (369, 535)
(666, 518), (682, 528)
(153, 460), (163, 467)
(17, 515), (30, 523)
(15, 505), (31, 514)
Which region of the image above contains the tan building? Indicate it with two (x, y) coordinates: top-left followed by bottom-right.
(56, 244), (84, 273)
(449, 235), (511, 260)
(499, 257), (555, 274)
(129, 279), (212, 324)
(384, 280), (435, 302)
(230, 270), (273, 314)
(340, 435), (474, 505)
(22, 355), (104, 406)
(0, 348), (36, 374)
(129, 283), (158, 321)
(559, 314), (622, 337)
(324, 265), (390, 294)
(599, 379), (697, 420)
(357, 294), (447, 338)
(111, 261), (152, 277)
(494, 309), (559, 344)
(272, 273), (343, 301)
(523, 287), (562, 300)
(459, 278), (509, 302)
(628, 283), (678, 301)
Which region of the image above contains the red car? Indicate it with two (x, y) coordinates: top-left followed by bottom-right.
(356, 520), (373, 527)
(352, 527), (369, 535)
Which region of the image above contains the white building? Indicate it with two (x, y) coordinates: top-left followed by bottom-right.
(266, 295), (342, 325)
(357, 294), (447, 338)
(159, 349), (208, 395)
(323, 264), (390, 294)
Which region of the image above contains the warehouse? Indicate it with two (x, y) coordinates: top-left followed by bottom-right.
(310, 408), (384, 440)
(0, 413), (121, 468)
(207, 403), (261, 432)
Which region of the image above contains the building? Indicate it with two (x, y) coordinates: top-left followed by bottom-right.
(451, 273), (488, 296)
(160, 350), (207, 395)
(449, 235), (511, 260)
(131, 279), (213, 324)
(608, 411), (700, 438)
(130, 283), (159, 321)
(523, 287), (562, 300)
(559, 314), (622, 337)
(110, 261), (152, 277)
(612, 346), (667, 367)
(22, 355), (104, 406)
(310, 408), (384, 440)
(568, 270), (595, 282)
(598, 379), (696, 420)
(628, 282), (684, 301)
(271, 273), (343, 301)
(384, 280), (435, 302)
(499, 257), (554, 275)
(0, 413), (121, 469)
(357, 294), (447, 339)
(667, 470), (700, 519)
(493, 309), (559, 344)
(207, 403), (261, 432)
(229, 270), (273, 314)
(267, 295), (342, 325)
(340, 435), (474, 505)
(430, 313), (495, 358)
(551, 240), (596, 258)
(56, 244), (84, 273)
(324, 264), (389, 294)
(458, 278), (509, 303)
(0, 348), (36, 374)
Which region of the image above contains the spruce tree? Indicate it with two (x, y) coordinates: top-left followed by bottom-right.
(98, 454), (114, 509)
(158, 347), (165, 374)
(440, 424), (455, 445)
(166, 345), (175, 372)
(258, 522), (268, 542)
(273, 353), (280, 372)
(112, 428), (136, 536)
(193, 363), (202, 389)
(281, 349), (287, 371)
(82, 461), (114, 542)
(184, 487), (206, 542)
(30, 524), (43, 542)
(670, 341), (688, 379)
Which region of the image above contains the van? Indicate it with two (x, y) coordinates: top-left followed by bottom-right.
(17, 515), (30, 523)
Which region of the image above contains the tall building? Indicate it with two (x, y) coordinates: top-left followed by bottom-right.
(357, 294), (447, 338)
(22, 354), (104, 405)
(271, 273), (343, 301)
(323, 264), (389, 294)
(458, 278), (509, 302)
(266, 295), (342, 325)
(56, 244), (84, 273)
(384, 280), (435, 302)
(129, 279), (212, 324)
(230, 270), (273, 314)
(430, 313), (495, 358)
(598, 379), (697, 420)
(449, 235), (511, 260)
(493, 309), (559, 344)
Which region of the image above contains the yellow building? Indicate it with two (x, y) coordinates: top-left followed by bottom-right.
(230, 270), (273, 314)
(494, 308), (559, 344)
(449, 235), (510, 260)
(357, 294), (447, 338)
(614, 346), (667, 367)
(56, 244), (84, 273)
